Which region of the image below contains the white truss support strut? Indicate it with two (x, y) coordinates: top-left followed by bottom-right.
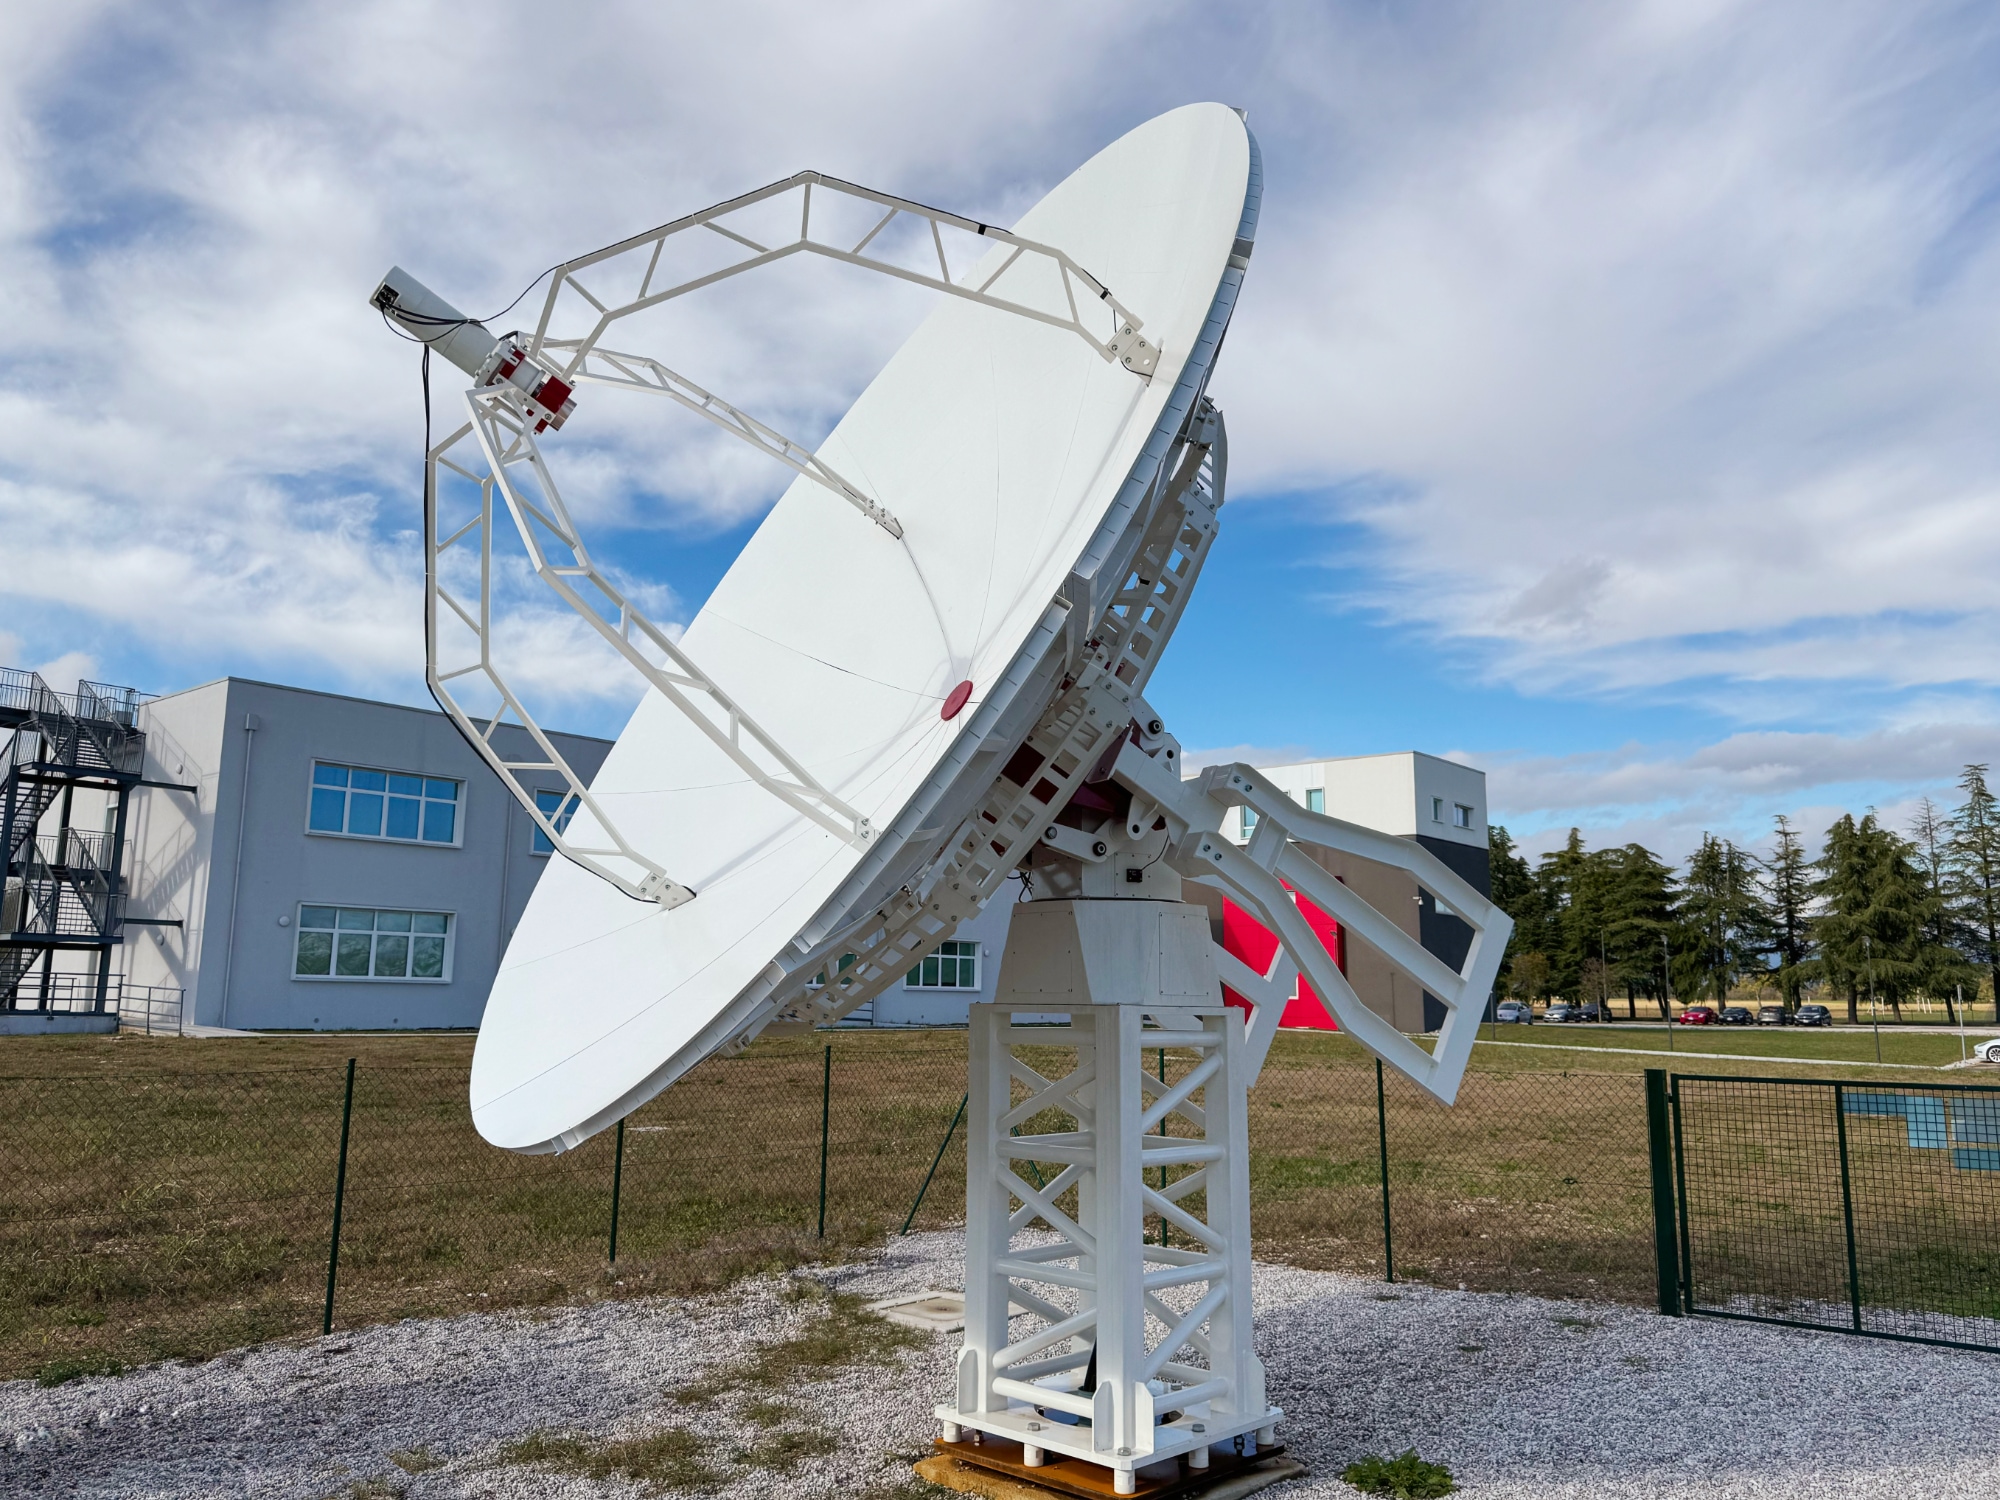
(566, 348), (904, 537)
(946, 989), (1278, 1493)
(423, 421), (692, 908)
(527, 171), (1160, 383)
(466, 390), (876, 855)
(1108, 742), (1514, 1104)
(399, 171), (1170, 915)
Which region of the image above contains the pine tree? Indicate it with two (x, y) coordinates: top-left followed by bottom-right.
(1678, 833), (1768, 1004)
(1814, 813), (1926, 1023)
(1908, 797), (1966, 1023)
(1761, 815), (1813, 1008)
(1486, 824), (1542, 1000)
(1949, 764), (2000, 1022)
(1813, 814), (1869, 1024)
(1535, 830), (1594, 1000)
(1603, 843), (1676, 1018)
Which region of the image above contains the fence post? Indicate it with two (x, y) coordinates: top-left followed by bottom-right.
(322, 1057), (356, 1336)
(608, 1117), (626, 1264)
(817, 1043), (831, 1239)
(1375, 1057), (1394, 1284)
(902, 1093), (967, 1234)
(1644, 1069), (1682, 1316)
(1157, 1046), (1170, 1249)
(1832, 1082), (1863, 1332)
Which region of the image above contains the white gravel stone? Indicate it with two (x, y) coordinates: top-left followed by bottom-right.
(3, 1229), (1994, 1498)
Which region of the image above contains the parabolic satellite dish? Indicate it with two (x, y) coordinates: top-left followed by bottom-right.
(377, 103), (1260, 1152)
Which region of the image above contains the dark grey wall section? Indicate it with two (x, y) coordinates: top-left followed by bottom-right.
(1414, 833), (1491, 1031)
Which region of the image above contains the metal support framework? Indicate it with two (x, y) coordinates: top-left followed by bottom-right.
(1, 669), (152, 1012)
(937, 647), (1508, 1491)
(754, 402), (1230, 1033)
(416, 172), (1162, 907)
(436, 387), (879, 906)
(1109, 751), (1514, 1103)
(563, 348), (905, 536)
(946, 1000), (1273, 1492)
(525, 171), (1159, 384)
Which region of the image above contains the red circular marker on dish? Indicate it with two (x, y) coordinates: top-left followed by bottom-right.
(941, 680), (975, 720)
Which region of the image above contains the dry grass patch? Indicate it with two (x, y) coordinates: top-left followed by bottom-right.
(386, 1445), (442, 1474)
(671, 1282), (926, 1407)
(498, 1426), (718, 1491)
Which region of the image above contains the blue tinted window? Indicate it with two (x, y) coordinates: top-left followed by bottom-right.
(309, 788), (346, 832)
(308, 763), (461, 845)
(422, 801), (455, 844)
(299, 906), (337, 929)
(348, 793), (384, 837)
(385, 797), (421, 840)
(532, 789), (577, 854)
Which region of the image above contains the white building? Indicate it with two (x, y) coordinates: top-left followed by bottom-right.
(117, 677), (611, 1032)
(3, 658), (1488, 1036)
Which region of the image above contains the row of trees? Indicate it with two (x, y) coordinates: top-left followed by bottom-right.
(1489, 764), (2000, 1023)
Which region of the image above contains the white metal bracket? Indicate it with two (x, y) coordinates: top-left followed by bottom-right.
(1109, 746), (1513, 1103)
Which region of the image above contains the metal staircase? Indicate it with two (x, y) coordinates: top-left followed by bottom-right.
(0, 668), (147, 1010)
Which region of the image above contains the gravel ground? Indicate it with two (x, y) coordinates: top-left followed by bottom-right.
(5, 1229), (1996, 1499)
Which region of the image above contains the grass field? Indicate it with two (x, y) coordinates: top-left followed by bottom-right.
(1467, 1023), (1993, 1068)
(0, 1026), (1975, 1385)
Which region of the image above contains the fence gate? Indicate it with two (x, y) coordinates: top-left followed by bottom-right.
(1649, 1070), (2000, 1352)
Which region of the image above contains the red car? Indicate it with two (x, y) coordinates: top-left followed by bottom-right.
(1677, 1006), (1721, 1025)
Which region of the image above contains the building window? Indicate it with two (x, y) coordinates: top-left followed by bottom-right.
(294, 906), (453, 981)
(1431, 796), (1445, 823)
(531, 788), (580, 855)
(309, 762), (460, 845)
(1240, 806), (1259, 839)
(1454, 803), (1475, 829)
(906, 940), (979, 990)
(1306, 788), (1324, 815)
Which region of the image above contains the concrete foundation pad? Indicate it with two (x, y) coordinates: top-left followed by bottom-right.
(0, 1012), (118, 1036)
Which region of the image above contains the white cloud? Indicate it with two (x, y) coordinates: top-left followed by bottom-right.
(1224, 0), (2000, 703)
(3, 0), (1997, 847)
(1486, 721), (2000, 861)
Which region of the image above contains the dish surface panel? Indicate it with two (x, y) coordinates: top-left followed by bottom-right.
(471, 103), (1252, 1151)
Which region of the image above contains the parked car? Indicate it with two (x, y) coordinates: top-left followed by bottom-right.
(1795, 1004), (1833, 1027)
(1545, 1003), (1581, 1023)
(1719, 1006), (1753, 1025)
(1576, 1002), (1608, 1022)
(1756, 1005), (1792, 1026)
(1978, 1038), (2000, 1064)
(1677, 1006), (1721, 1025)
(1494, 1001), (1534, 1024)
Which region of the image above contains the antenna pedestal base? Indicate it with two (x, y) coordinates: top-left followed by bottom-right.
(941, 908), (1279, 1494)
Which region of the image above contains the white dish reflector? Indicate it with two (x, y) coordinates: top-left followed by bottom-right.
(470, 104), (1258, 1152)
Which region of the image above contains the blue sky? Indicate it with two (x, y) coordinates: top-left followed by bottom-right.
(4, 1), (1999, 865)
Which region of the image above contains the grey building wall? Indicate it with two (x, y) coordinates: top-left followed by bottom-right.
(122, 678), (611, 1031)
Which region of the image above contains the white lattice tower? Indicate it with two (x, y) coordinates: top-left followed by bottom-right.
(942, 902), (1276, 1493)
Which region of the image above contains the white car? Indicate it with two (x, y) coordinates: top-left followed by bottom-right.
(1978, 1038), (2000, 1065)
